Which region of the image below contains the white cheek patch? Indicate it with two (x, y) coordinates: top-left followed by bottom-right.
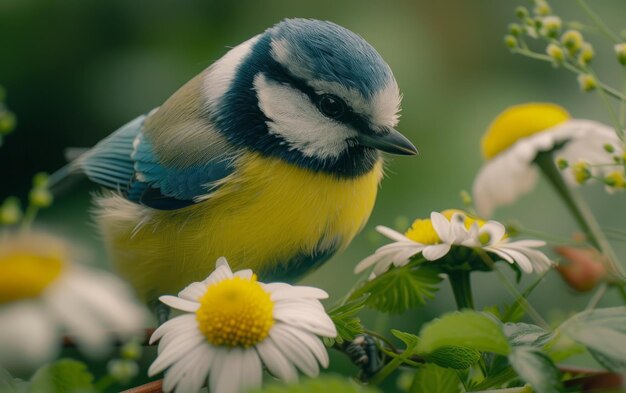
(371, 81), (401, 129)
(254, 74), (357, 160)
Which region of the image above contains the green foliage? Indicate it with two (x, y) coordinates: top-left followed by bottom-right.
(352, 266), (442, 313)
(390, 329), (420, 349)
(0, 368), (20, 393)
(508, 346), (563, 393)
(424, 346), (480, 370)
(245, 375), (381, 393)
(29, 359), (94, 393)
(409, 364), (460, 393)
(504, 322), (553, 347)
(416, 310), (511, 356)
(325, 296), (368, 345)
(559, 306), (626, 373)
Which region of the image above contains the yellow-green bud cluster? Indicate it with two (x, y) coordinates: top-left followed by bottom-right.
(615, 43), (626, 66)
(0, 197), (22, 225)
(107, 359), (139, 384)
(572, 161), (592, 184)
(577, 74), (597, 92)
(540, 16), (561, 38)
(533, 0), (551, 16)
(29, 172), (53, 208)
(0, 86), (16, 143)
(604, 171), (626, 189)
(578, 43), (594, 66)
(120, 339), (142, 361)
(555, 157), (569, 170)
(546, 43), (565, 65)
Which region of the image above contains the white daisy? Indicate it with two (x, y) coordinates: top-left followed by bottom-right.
(148, 257), (337, 393)
(0, 232), (148, 370)
(355, 210), (551, 279)
(472, 102), (624, 217)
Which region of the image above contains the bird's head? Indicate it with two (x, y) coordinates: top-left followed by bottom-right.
(212, 18), (417, 177)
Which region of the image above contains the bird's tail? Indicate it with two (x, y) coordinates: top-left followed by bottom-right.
(47, 148), (88, 196)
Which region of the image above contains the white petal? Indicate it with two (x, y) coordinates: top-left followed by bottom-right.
(212, 348), (246, 393)
(270, 286), (328, 301)
(203, 262), (234, 286)
(240, 348), (263, 391)
(149, 329), (205, 376)
(499, 248), (533, 273)
(174, 345), (215, 393)
(270, 325), (320, 377)
(482, 221), (506, 244)
(178, 282), (209, 302)
(159, 296), (200, 312)
(422, 243), (451, 261)
(234, 269), (254, 279)
(273, 309), (337, 337)
(279, 324), (329, 368)
(376, 225), (411, 242)
(163, 345), (205, 392)
(256, 337), (298, 382)
(150, 314), (197, 345)
(430, 212), (451, 242)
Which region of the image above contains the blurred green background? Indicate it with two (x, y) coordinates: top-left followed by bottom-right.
(1, 0), (625, 390)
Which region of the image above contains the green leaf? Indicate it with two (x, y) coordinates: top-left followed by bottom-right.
(353, 266), (442, 313)
(29, 359), (94, 393)
(559, 306), (626, 373)
(424, 346), (480, 370)
(391, 329), (420, 349)
(504, 322), (553, 347)
(245, 374), (381, 393)
(508, 346), (562, 393)
(325, 296), (368, 345)
(410, 363), (460, 393)
(416, 310), (510, 356)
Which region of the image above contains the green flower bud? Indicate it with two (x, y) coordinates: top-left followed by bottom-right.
(604, 171), (626, 188)
(578, 43), (594, 65)
(556, 157), (569, 169)
(509, 23), (522, 36)
(533, 1), (551, 16)
(603, 143), (615, 153)
(0, 110), (16, 135)
(29, 187), (53, 208)
(504, 35), (518, 49)
(540, 16), (561, 38)
(546, 43), (565, 65)
(107, 359), (139, 384)
(0, 197), (22, 225)
(577, 73), (597, 92)
(121, 339), (142, 360)
(561, 30), (583, 52)
(572, 161), (591, 184)
(614, 43), (626, 66)
(515, 6), (529, 19)
(32, 172), (49, 188)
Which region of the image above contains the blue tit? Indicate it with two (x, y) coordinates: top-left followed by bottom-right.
(65, 18), (417, 303)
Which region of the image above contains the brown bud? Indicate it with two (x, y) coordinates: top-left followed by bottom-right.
(555, 246), (606, 292)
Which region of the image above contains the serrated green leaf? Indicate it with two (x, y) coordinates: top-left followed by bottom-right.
(245, 374), (381, 393)
(410, 363), (460, 393)
(416, 310), (510, 355)
(326, 296), (368, 345)
(424, 346), (481, 369)
(508, 346), (562, 393)
(504, 323), (553, 347)
(559, 306), (626, 373)
(391, 329), (420, 349)
(29, 359), (94, 393)
(353, 266), (442, 313)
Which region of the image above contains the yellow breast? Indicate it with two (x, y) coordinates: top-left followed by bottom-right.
(97, 153), (383, 301)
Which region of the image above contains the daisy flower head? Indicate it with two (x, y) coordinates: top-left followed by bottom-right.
(355, 210), (552, 279)
(148, 257), (336, 393)
(0, 232), (148, 370)
(472, 102), (624, 217)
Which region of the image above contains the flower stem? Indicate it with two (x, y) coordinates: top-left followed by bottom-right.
(574, 0), (621, 43)
(448, 270), (474, 310)
(534, 152), (625, 280)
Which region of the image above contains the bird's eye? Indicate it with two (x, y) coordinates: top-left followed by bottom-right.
(318, 94), (346, 119)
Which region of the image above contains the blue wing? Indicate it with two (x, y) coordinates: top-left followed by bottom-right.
(78, 113), (234, 210)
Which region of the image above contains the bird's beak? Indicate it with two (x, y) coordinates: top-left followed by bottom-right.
(358, 128), (418, 156)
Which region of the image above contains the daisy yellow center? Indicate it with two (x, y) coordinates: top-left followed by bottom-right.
(481, 103), (570, 159)
(0, 252), (64, 304)
(196, 276), (274, 348)
(405, 219), (440, 244)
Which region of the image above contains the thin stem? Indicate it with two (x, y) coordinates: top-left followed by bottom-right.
(19, 204), (38, 232)
(368, 343), (418, 385)
(511, 223), (582, 246)
(120, 380), (163, 393)
(511, 48), (626, 101)
(574, 0), (621, 43)
(585, 282), (608, 310)
(448, 270), (474, 310)
(476, 250), (550, 330)
(534, 152), (625, 279)
(589, 67), (625, 140)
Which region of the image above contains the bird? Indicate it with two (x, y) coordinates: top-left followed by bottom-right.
(59, 18), (417, 305)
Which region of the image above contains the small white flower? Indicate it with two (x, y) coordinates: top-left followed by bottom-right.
(355, 211), (551, 279)
(0, 232), (148, 370)
(473, 103), (624, 217)
(148, 257), (336, 393)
